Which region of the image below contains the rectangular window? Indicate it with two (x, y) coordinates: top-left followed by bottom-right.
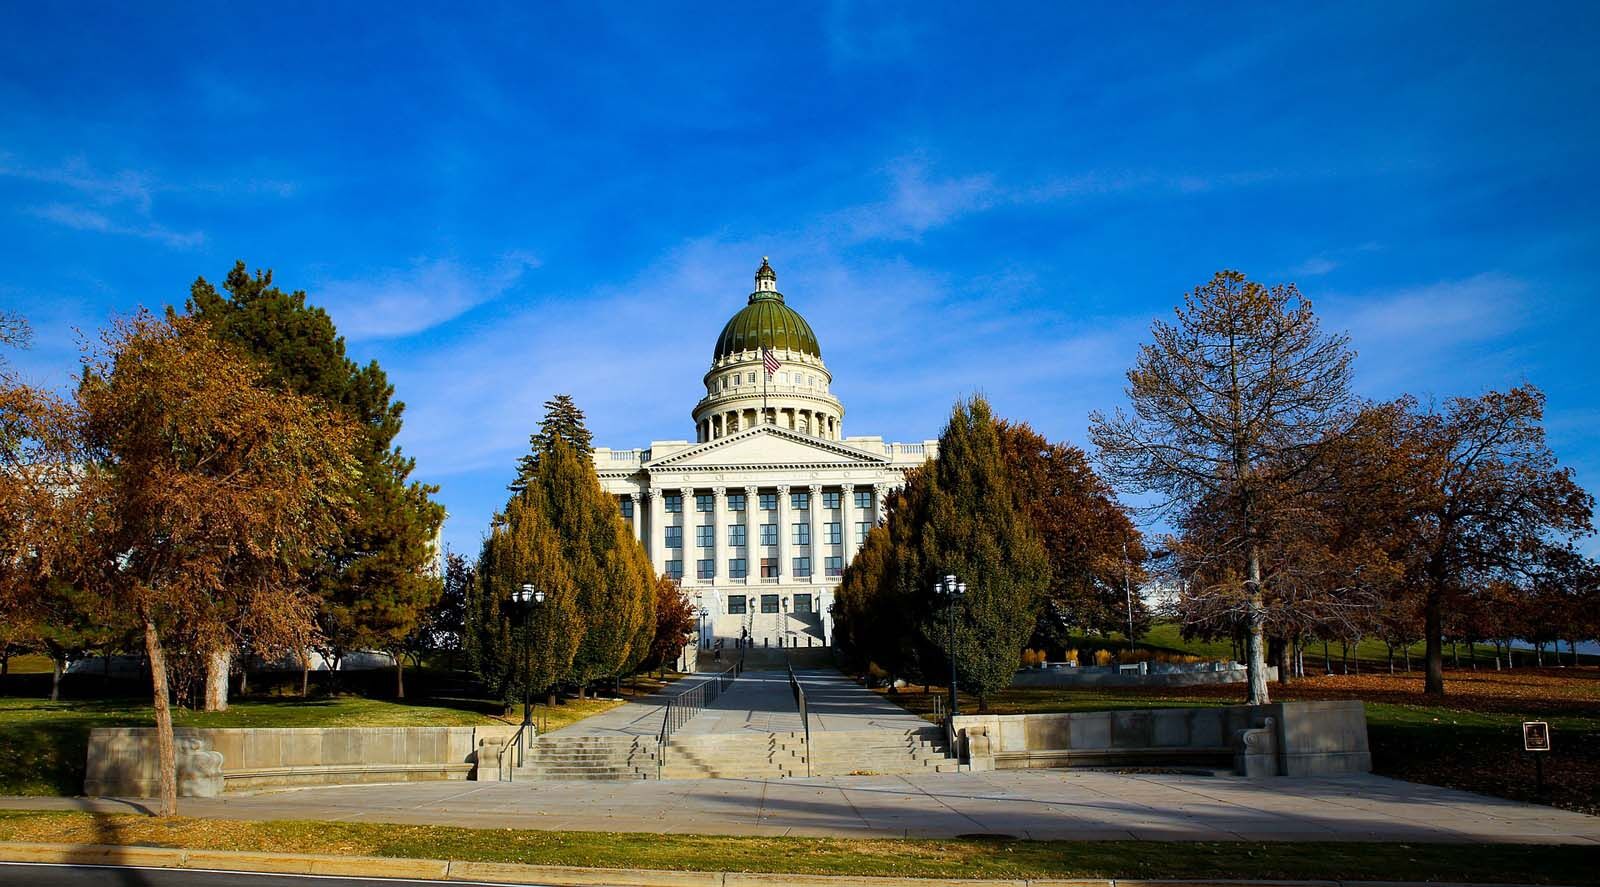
(727, 493), (746, 512)
(728, 558), (747, 579)
(748, 372), (756, 383)
(760, 523), (778, 546)
(619, 497), (634, 518)
(825, 556), (843, 577)
(794, 593), (814, 614)
(760, 558), (779, 578)
(665, 494), (682, 513)
(791, 491), (809, 510)
(793, 523), (810, 546)
(856, 521), (871, 544)
(665, 560), (683, 579)
(760, 593), (780, 613)
(825, 522), (842, 545)
(854, 490), (873, 510)
(729, 524), (746, 547)
(759, 493), (777, 511)
(697, 559), (715, 579)
(792, 556), (811, 578)
(728, 595), (747, 614)
(664, 526), (683, 548)
(822, 491), (840, 510)
(695, 493), (713, 512)
(696, 525), (714, 548)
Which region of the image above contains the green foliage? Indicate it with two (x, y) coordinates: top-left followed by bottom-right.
(509, 394), (594, 493)
(910, 397), (1051, 708)
(468, 489), (584, 701)
(189, 262), (446, 665)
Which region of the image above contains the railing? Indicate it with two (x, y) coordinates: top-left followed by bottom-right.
(499, 705), (550, 782)
(784, 650), (813, 777)
(656, 664), (738, 776)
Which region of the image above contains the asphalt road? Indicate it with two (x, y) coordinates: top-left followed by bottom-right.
(0, 862), (545, 887)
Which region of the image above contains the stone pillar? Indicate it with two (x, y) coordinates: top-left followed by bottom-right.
(775, 484), (791, 583)
(874, 483), (887, 526)
(807, 484), (823, 585)
(646, 490), (665, 575)
(840, 483), (857, 564)
(626, 492), (641, 543)
(679, 486), (696, 586)
(743, 484), (759, 593)
(711, 487), (726, 589)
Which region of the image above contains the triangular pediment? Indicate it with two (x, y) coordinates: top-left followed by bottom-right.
(647, 425), (889, 469)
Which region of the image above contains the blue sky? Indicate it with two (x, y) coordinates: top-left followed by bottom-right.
(3, 2), (1597, 559)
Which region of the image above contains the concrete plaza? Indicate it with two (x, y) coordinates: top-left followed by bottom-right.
(10, 769), (1599, 844)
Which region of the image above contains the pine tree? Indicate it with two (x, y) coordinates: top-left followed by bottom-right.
(510, 395), (594, 493)
(467, 491), (584, 705)
(525, 437), (652, 695)
(910, 396), (1050, 711)
(189, 262), (445, 702)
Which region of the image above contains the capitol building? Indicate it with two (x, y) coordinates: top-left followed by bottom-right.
(593, 259), (937, 648)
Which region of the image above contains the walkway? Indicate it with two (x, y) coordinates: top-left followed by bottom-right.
(549, 665), (925, 737)
(11, 771), (1598, 843)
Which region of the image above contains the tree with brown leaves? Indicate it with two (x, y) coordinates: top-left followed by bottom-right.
(74, 311), (357, 814)
(1091, 271), (1355, 704)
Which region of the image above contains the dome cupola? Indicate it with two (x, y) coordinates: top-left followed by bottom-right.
(693, 259), (844, 443)
(711, 258), (822, 361)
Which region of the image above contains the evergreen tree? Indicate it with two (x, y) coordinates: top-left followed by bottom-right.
(910, 396), (1050, 710)
(524, 436), (652, 695)
(510, 394), (594, 493)
(467, 491), (584, 705)
(188, 262), (445, 702)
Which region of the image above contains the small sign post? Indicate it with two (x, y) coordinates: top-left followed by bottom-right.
(1523, 721), (1551, 797)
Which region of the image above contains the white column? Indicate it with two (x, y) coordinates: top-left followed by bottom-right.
(646, 489), (665, 576)
(711, 486), (726, 589)
(807, 484), (823, 585)
(679, 486), (696, 587)
(626, 492), (642, 543)
(840, 483), (858, 564)
(873, 482), (887, 526)
(776, 484), (791, 585)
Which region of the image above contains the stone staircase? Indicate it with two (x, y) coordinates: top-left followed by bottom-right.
(511, 725), (956, 781)
(808, 727), (958, 777)
(511, 734), (658, 782)
(658, 731), (810, 780)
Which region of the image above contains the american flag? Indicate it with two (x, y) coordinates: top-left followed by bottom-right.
(762, 347), (780, 377)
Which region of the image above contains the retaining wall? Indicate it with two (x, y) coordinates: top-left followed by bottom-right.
(1010, 665), (1278, 688)
(953, 699), (1369, 777)
(85, 725), (519, 797)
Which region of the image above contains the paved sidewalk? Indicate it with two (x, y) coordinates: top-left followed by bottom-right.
(8, 770), (1597, 844)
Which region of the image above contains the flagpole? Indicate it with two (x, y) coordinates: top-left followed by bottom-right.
(762, 353), (769, 422)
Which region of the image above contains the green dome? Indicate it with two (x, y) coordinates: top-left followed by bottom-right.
(713, 292), (821, 361)
(713, 261), (821, 361)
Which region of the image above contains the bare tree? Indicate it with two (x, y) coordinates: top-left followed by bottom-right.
(1090, 270), (1354, 703)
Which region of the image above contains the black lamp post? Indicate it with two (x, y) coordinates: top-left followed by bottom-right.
(510, 582), (545, 762)
(935, 574), (967, 718)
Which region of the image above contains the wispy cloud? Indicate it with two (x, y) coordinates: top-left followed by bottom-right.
(316, 252), (541, 340)
(26, 202), (204, 248)
(1293, 256), (1339, 276)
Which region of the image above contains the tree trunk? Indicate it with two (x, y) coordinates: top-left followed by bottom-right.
(1451, 640), (1459, 668)
(1570, 639), (1579, 668)
(395, 656), (405, 699)
(50, 655), (64, 702)
(1404, 645), (1412, 672)
(301, 649), (311, 697)
(1, 651), (9, 677)
(1535, 643), (1543, 666)
(1424, 582), (1445, 695)
(1244, 543), (1270, 704)
(546, 691), (556, 707)
(1276, 637), (1291, 686)
(1387, 643), (1394, 675)
(143, 616), (177, 817)
(203, 645), (230, 712)
(1322, 640), (1330, 675)
(238, 663), (249, 696)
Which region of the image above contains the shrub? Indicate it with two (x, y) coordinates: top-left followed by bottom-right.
(1064, 648), (1079, 666)
(1093, 649), (1114, 667)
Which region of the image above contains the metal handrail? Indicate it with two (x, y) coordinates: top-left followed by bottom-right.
(784, 650), (812, 777)
(502, 721), (531, 782)
(656, 664), (738, 776)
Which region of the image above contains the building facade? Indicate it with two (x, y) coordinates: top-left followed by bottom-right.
(593, 259), (936, 649)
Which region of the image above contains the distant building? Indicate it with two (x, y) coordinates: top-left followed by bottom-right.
(593, 260), (936, 648)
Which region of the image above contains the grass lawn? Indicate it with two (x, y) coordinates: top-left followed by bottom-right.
(877, 666), (1600, 815)
(0, 655), (53, 675)
(0, 810), (1593, 884)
